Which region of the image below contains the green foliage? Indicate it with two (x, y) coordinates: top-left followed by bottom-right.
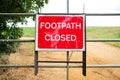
(0, 0), (48, 54)
(0, 27), (23, 54)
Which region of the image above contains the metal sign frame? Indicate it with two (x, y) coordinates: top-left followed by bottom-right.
(34, 13), (87, 79)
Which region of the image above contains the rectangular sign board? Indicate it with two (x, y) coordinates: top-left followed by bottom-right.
(35, 14), (85, 51)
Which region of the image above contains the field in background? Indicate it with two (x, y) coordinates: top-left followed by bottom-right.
(22, 27), (35, 37)
(21, 27), (120, 47)
(87, 27), (120, 39)
(87, 27), (120, 47)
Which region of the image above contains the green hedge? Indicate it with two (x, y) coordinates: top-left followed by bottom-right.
(0, 27), (23, 54)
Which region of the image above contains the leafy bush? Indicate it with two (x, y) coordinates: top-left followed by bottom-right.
(0, 0), (48, 54)
(0, 27), (23, 54)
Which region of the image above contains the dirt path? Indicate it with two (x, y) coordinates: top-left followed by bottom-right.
(87, 42), (120, 64)
(39, 42), (120, 80)
(1, 42), (120, 80)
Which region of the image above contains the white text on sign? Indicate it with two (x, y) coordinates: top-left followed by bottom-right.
(40, 22), (82, 42)
(40, 22), (81, 29)
(45, 34), (76, 41)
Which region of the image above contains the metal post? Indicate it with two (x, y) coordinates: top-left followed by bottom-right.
(82, 51), (86, 76)
(66, 51), (69, 80)
(34, 51), (38, 75)
(82, 14), (86, 76)
(66, 0), (69, 80)
(67, 0), (69, 13)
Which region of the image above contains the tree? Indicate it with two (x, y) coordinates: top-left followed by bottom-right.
(0, 0), (48, 54)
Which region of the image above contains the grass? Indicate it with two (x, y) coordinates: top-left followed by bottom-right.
(87, 27), (120, 47)
(21, 27), (120, 47)
(86, 27), (120, 39)
(22, 27), (35, 37)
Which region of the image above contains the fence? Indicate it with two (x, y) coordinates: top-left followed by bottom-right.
(0, 13), (120, 80)
(0, 13), (120, 65)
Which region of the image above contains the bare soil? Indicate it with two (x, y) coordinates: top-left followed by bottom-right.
(0, 42), (120, 80)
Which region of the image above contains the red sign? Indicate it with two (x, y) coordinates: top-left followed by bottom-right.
(36, 15), (85, 51)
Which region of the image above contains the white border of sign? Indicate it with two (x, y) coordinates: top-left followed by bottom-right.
(35, 14), (85, 51)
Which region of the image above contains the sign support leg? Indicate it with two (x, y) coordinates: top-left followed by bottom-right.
(82, 51), (86, 76)
(34, 51), (38, 75)
(82, 14), (86, 76)
(66, 51), (69, 80)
